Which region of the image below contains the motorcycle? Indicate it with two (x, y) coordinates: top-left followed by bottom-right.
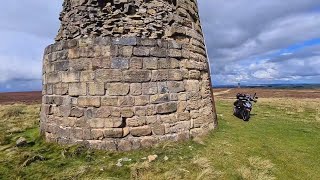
(233, 93), (258, 121)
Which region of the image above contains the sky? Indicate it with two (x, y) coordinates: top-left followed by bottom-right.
(0, 0), (320, 92)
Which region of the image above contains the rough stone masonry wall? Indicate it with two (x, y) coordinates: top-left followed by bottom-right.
(40, 0), (217, 151)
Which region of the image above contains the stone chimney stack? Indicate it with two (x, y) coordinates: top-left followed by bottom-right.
(41, 0), (217, 151)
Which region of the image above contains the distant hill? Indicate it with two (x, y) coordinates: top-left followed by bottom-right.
(214, 84), (320, 89)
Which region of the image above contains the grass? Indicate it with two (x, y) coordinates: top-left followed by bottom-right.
(0, 98), (319, 179)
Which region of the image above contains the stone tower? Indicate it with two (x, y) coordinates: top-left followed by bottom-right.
(40, 0), (217, 151)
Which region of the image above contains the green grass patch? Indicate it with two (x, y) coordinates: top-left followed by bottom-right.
(0, 99), (319, 179)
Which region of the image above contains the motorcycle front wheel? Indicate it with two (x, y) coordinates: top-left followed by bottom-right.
(242, 110), (250, 121)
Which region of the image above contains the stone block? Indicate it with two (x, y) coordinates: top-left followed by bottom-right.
(123, 127), (130, 137)
(104, 128), (123, 138)
(150, 94), (170, 104)
(133, 47), (150, 56)
(167, 121), (191, 133)
(140, 137), (157, 148)
(78, 97), (101, 107)
(101, 96), (118, 106)
(123, 70), (151, 83)
(61, 71), (80, 83)
(160, 114), (178, 123)
(134, 95), (150, 106)
(177, 112), (191, 121)
(53, 83), (68, 95)
(150, 47), (167, 57)
(105, 140), (117, 151)
(142, 82), (158, 95)
(168, 49), (182, 58)
(88, 140), (106, 150)
(121, 108), (134, 118)
(156, 102), (177, 114)
(135, 106), (147, 116)
(143, 57), (158, 69)
(91, 129), (104, 140)
(139, 38), (157, 46)
(69, 58), (91, 71)
(152, 123), (166, 135)
(168, 70), (183, 81)
(54, 61), (69, 71)
(93, 37), (111, 46)
(70, 107), (84, 118)
(130, 83), (142, 96)
(157, 82), (169, 94)
(104, 117), (123, 128)
(92, 58), (111, 70)
(95, 107), (111, 118)
(184, 80), (200, 91)
(46, 72), (61, 83)
(95, 69), (122, 82)
(126, 117), (146, 127)
(187, 100), (202, 110)
(167, 81), (185, 93)
(119, 46), (133, 57)
(118, 140), (132, 151)
(69, 83), (87, 96)
(130, 57), (143, 69)
(106, 83), (129, 96)
(110, 107), (121, 117)
(189, 70), (201, 79)
(118, 96), (134, 107)
(151, 70), (169, 81)
(168, 40), (182, 49)
(89, 118), (105, 128)
(112, 37), (137, 46)
(131, 126), (152, 137)
(88, 82), (105, 96)
(111, 57), (129, 69)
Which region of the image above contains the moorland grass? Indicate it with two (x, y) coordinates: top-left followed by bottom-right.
(0, 98), (319, 179)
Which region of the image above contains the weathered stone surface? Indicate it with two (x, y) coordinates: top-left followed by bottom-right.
(130, 57), (143, 69)
(101, 96), (118, 106)
(106, 83), (129, 96)
(134, 96), (150, 106)
(78, 97), (101, 107)
(130, 83), (142, 96)
(156, 102), (177, 114)
(124, 70), (151, 82)
(95, 69), (122, 82)
(167, 81), (185, 93)
(142, 82), (158, 95)
(118, 96), (135, 107)
(143, 57), (158, 70)
(104, 128), (123, 138)
(131, 126), (152, 137)
(95, 107), (111, 118)
(121, 108), (134, 118)
(127, 117), (146, 127)
(118, 140), (132, 151)
(111, 57), (129, 69)
(69, 83), (86, 96)
(133, 47), (150, 56)
(150, 94), (170, 104)
(88, 82), (105, 96)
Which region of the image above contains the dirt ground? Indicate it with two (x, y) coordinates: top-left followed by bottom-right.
(212, 88), (320, 99)
(0, 91), (42, 105)
(0, 88), (319, 105)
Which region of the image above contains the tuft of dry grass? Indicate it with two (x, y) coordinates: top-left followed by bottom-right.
(238, 157), (275, 180)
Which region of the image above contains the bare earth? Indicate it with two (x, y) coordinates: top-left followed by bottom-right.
(0, 88), (319, 105)
(0, 91), (42, 105)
